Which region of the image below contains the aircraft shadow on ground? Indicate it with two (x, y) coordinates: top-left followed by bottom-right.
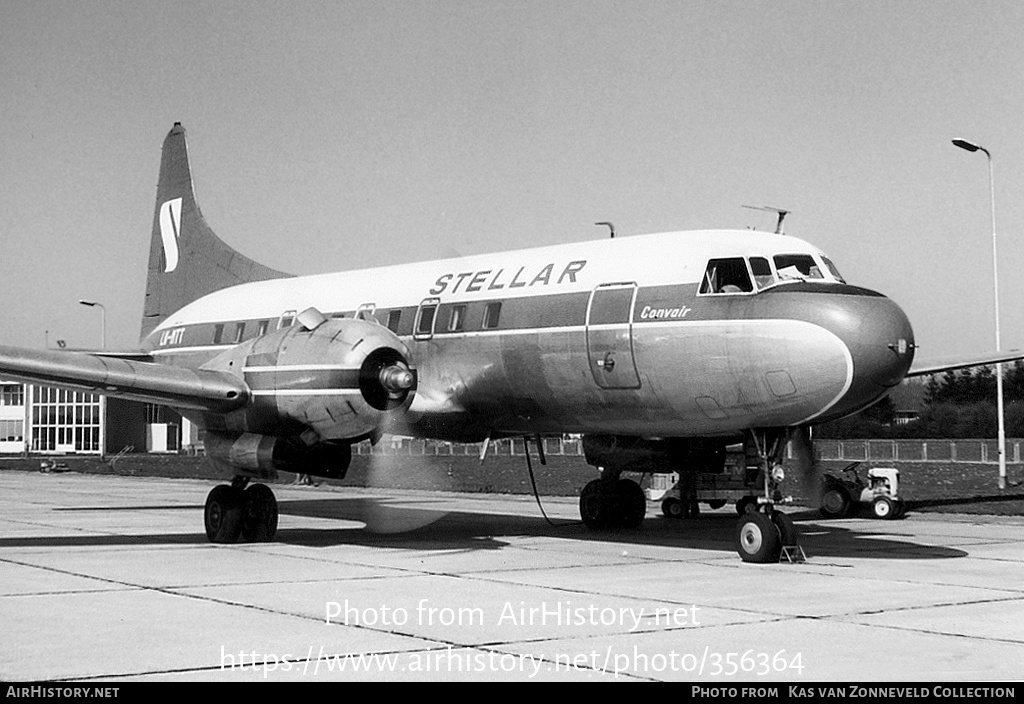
(1, 497), (967, 559)
(272, 498), (969, 559)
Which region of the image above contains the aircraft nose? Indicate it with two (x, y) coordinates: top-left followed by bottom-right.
(820, 288), (915, 415)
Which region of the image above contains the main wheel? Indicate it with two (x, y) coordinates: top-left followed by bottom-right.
(771, 511), (799, 547)
(241, 483), (279, 542)
(662, 497), (684, 519)
(820, 488), (851, 518)
(871, 496), (895, 520)
(580, 480), (611, 529)
(615, 479), (647, 529)
(205, 485), (243, 543)
(735, 512), (780, 563)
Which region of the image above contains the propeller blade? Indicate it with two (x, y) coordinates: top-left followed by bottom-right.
(361, 421), (449, 534)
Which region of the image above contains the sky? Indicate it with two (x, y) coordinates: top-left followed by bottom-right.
(3, 1), (1024, 359)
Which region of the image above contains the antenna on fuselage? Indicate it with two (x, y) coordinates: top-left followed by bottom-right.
(742, 205), (790, 234)
(595, 221), (615, 239)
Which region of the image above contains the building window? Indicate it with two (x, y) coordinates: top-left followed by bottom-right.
(234, 322), (246, 343)
(213, 324), (224, 344)
(30, 386), (101, 453)
(0, 419), (23, 441)
(1, 385), (24, 406)
(257, 320), (269, 336)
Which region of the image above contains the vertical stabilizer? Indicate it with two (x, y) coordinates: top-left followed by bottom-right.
(140, 123), (291, 341)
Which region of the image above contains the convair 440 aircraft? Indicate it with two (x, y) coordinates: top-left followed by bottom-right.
(1, 124), (1016, 562)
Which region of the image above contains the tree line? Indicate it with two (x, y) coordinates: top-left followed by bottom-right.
(815, 361), (1024, 439)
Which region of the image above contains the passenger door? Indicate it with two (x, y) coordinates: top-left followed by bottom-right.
(586, 283), (641, 389)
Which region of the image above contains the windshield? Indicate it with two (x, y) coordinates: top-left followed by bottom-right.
(774, 254), (825, 282)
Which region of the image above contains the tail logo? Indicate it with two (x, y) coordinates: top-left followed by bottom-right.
(159, 198), (183, 273)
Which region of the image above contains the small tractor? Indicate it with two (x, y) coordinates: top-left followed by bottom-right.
(820, 462), (906, 519)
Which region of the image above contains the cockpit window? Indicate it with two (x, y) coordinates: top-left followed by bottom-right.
(822, 257), (846, 283)
(700, 258), (753, 294)
(774, 254), (825, 281)
(750, 257), (774, 290)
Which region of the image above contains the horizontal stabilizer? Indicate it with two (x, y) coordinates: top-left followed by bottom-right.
(0, 345), (248, 413)
(907, 350), (1024, 378)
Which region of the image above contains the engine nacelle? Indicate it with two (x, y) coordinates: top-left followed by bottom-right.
(204, 432), (353, 481)
(202, 316), (416, 442)
(582, 434), (727, 475)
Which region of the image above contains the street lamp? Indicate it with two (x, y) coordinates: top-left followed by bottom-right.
(952, 138), (1006, 490)
(78, 300), (106, 351)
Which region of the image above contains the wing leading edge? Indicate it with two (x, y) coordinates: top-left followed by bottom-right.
(907, 349), (1024, 378)
(0, 345), (248, 413)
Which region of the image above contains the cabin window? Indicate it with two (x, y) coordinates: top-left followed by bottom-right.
(414, 299), (439, 339)
(699, 258), (753, 294)
(774, 254), (824, 281)
(750, 257), (774, 290)
(386, 310), (402, 333)
(213, 324), (224, 344)
(257, 320), (269, 336)
(483, 302), (502, 329)
(448, 304), (467, 332)
(233, 322), (246, 343)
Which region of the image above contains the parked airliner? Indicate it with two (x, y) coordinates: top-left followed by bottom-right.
(1, 124), (1014, 561)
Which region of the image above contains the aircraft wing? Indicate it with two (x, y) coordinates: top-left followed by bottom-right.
(0, 345), (248, 413)
(906, 350), (1024, 378)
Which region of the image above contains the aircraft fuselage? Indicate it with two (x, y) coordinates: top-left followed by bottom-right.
(142, 229), (916, 443)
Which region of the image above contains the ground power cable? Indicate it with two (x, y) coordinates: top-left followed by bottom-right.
(522, 435), (578, 528)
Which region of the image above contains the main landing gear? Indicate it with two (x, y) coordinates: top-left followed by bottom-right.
(733, 429), (801, 563)
(579, 470), (646, 530)
(204, 477), (279, 543)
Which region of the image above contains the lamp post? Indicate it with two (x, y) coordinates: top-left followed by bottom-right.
(952, 138), (1006, 490)
(78, 300), (106, 351)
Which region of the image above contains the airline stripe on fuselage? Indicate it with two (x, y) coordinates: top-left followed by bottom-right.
(144, 281), (854, 354)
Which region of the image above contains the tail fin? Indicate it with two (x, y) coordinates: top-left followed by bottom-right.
(140, 123), (291, 341)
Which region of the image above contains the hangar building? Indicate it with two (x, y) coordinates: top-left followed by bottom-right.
(0, 380), (198, 456)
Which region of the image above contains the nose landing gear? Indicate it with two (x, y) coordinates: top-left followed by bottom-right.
(734, 429), (803, 563)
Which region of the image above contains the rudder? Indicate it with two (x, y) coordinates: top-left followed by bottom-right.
(141, 123), (290, 342)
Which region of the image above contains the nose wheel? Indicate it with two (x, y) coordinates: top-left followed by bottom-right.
(734, 429), (802, 563)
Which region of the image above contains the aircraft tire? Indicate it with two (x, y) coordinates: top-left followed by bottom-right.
(615, 479), (646, 529)
(580, 480), (612, 529)
(662, 497), (684, 519)
(771, 511), (799, 548)
(205, 485), (243, 543)
(241, 483), (278, 542)
(735, 512), (780, 563)
(820, 488), (851, 518)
